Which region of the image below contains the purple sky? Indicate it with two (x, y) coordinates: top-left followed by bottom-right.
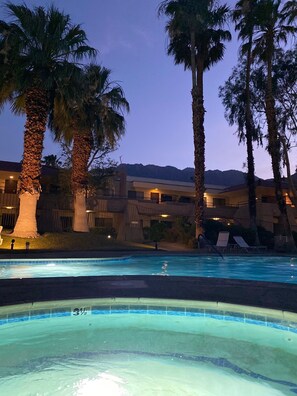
(0, 0), (293, 179)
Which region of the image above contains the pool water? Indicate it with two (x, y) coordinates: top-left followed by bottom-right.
(0, 255), (297, 283)
(0, 300), (297, 395)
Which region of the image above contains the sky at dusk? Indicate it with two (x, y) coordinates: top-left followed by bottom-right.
(0, 0), (294, 179)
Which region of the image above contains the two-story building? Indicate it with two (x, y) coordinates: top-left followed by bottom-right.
(1, 160), (296, 240)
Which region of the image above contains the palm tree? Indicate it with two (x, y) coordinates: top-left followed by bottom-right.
(51, 65), (129, 232)
(41, 154), (62, 168)
(252, 0), (297, 245)
(158, 0), (231, 240)
(0, 4), (96, 237)
(233, 0), (261, 244)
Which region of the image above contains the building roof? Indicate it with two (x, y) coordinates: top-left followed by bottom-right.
(0, 160), (59, 176)
(221, 179), (291, 193)
(127, 176), (226, 193)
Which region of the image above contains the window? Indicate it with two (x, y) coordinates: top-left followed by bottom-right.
(161, 194), (172, 202)
(179, 196), (192, 203)
(4, 179), (17, 194)
(128, 190), (144, 200)
(128, 190), (137, 199)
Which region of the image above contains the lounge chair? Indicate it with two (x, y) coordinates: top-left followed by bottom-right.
(215, 231), (230, 251)
(0, 226), (3, 246)
(233, 236), (267, 253)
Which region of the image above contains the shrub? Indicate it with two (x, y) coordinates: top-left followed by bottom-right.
(258, 226), (274, 249)
(228, 225), (255, 245)
(164, 227), (179, 242)
(188, 237), (198, 249)
(162, 217), (195, 245)
(203, 219), (227, 244)
(149, 222), (167, 242)
(91, 227), (117, 238)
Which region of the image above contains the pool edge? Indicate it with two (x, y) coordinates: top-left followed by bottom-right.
(0, 275), (297, 314)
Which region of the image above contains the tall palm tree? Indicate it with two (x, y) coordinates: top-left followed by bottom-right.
(233, 0), (261, 244)
(252, 0), (297, 245)
(0, 4), (95, 237)
(51, 65), (129, 232)
(158, 0), (231, 240)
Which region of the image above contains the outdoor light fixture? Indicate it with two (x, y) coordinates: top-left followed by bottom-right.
(5, 206), (13, 210)
(161, 214), (169, 218)
(107, 235), (111, 239)
(9, 176), (14, 179)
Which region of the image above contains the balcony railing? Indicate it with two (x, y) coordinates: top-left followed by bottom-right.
(0, 193), (19, 208)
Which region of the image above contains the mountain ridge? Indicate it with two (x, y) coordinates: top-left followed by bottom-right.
(117, 163), (257, 187)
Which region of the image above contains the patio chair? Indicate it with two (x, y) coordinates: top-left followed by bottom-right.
(215, 231), (230, 251)
(0, 226), (3, 246)
(233, 236), (267, 253)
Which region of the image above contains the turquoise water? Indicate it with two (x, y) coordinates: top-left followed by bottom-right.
(0, 255), (297, 283)
(0, 301), (297, 395)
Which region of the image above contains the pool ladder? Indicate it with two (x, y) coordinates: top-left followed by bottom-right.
(198, 234), (224, 259)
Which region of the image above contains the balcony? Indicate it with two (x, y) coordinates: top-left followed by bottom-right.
(205, 205), (239, 219)
(0, 193), (19, 209)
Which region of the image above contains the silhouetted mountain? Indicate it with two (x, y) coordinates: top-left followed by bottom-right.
(117, 163), (255, 187)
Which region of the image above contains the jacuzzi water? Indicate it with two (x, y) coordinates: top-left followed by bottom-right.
(0, 299), (297, 395)
(0, 255), (297, 283)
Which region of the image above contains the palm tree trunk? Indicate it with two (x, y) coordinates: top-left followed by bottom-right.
(12, 87), (48, 238)
(192, 59), (205, 240)
(265, 38), (294, 249)
(72, 130), (92, 232)
(280, 135), (297, 207)
(245, 36), (260, 245)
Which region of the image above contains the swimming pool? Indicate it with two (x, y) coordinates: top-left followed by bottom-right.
(0, 255), (296, 283)
(0, 299), (296, 395)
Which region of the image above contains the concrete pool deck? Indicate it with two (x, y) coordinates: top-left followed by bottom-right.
(0, 273), (297, 313)
(0, 248), (296, 314)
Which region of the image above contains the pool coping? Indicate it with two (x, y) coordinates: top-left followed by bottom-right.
(0, 275), (297, 314)
(0, 297), (296, 333)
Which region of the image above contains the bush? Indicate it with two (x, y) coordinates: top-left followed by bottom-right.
(161, 217), (195, 245)
(203, 219), (227, 244)
(258, 226), (274, 249)
(228, 225), (255, 245)
(164, 227), (179, 242)
(187, 237), (198, 249)
(203, 219), (274, 248)
(149, 222), (167, 242)
(91, 227), (117, 238)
